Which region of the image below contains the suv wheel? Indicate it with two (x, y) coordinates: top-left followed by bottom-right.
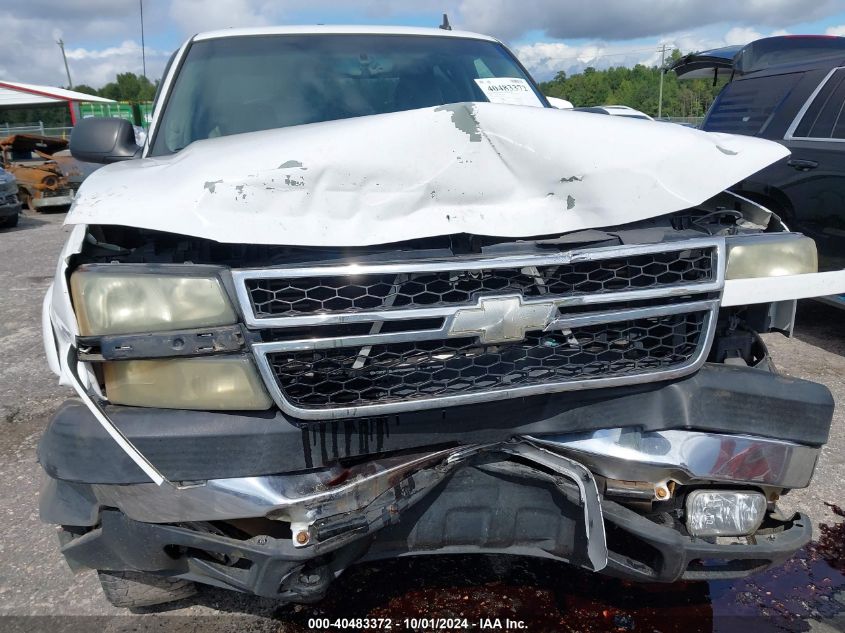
(0, 213), (17, 228)
(97, 570), (197, 608)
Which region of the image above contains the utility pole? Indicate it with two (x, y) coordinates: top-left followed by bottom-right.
(57, 39), (73, 89)
(139, 0), (147, 79)
(657, 43), (666, 120)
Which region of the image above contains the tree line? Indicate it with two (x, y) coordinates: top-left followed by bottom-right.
(538, 49), (726, 118)
(73, 72), (158, 102)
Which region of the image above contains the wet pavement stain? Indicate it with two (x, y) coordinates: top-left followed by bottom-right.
(275, 507), (845, 632)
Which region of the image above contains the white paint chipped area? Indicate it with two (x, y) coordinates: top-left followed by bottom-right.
(66, 102), (788, 246)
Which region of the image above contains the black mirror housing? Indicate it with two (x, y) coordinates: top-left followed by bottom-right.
(70, 118), (142, 164)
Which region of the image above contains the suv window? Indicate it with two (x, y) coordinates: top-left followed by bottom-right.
(151, 34), (544, 156)
(791, 67), (845, 139)
(703, 72), (802, 135)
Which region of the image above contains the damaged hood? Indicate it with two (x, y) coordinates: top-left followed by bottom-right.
(66, 102), (789, 246)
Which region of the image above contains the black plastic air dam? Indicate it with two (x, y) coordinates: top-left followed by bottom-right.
(37, 363), (833, 485)
(56, 486), (812, 588)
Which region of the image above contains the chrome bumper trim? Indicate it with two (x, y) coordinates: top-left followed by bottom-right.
(528, 428), (819, 490)
(91, 440), (608, 571)
(90, 429), (816, 533)
(33, 193), (74, 208)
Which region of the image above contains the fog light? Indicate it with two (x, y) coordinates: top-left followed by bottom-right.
(685, 490), (767, 537)
(103, 357), (272, 410)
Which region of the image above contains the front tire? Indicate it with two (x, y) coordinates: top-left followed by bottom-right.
(0, 213), (18, 228)
(97, 570), (197, 609)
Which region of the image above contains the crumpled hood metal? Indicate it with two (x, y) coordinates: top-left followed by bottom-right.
(66, 102), (789, 246)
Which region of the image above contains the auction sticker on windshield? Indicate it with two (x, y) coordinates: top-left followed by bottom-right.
(474, 77), (544, 107)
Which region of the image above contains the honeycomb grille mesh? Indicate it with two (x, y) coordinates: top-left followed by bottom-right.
(267, 311), (707, 410)
(247, 249), (714, 317)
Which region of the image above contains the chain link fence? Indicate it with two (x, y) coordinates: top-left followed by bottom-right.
(0, 122), (74, 138)
(657, 116), (704, 128)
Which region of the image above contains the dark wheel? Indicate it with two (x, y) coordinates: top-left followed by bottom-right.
(0, 213), (18, 228)
(96, 570), (197, 608)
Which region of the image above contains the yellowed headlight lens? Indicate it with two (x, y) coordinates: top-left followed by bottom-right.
(726, 235), (817, 280)
(103, 357), (272, 410)
(71, 270), (236, 335)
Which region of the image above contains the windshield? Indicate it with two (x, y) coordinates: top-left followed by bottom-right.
(150, 34), (545, 156)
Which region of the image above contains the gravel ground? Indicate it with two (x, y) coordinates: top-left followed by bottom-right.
(0, 211), (843, 632)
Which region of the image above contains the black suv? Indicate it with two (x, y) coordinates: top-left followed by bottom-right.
(674, 36), (845, 290)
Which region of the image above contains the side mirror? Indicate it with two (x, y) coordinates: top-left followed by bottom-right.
(70, 117), (142, 164)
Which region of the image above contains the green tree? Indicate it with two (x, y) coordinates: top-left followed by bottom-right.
(69, 84), (100, 96)
(538, 49), (727, 118)
(99, 72), (157, 102)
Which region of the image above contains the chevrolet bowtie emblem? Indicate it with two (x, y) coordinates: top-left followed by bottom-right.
(448, 296), (556, 344)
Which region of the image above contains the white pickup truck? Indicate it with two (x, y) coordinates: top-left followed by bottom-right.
(38, 25), (845, 608)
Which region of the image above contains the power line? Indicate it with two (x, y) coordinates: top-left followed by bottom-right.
(658, 43), (667, 118)
(139, 0), (147, 79)
(56, 39), (73, 89)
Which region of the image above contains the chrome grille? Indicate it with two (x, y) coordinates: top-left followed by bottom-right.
(245, 248), (714, 318)
(268, 310), (708, 409)
(234, 238), (725, 419)
(42, 187), (74, 199)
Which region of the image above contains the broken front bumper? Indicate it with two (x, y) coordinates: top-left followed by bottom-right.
(38, 361), (829, 593)
(47, 450), (812, 599)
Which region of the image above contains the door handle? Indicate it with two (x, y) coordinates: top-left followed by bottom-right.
(787, 159), (819, 171)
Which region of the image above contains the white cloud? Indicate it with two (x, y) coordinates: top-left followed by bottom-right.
(66, 40), (158, 61)
(723, 27), (765, 46)
(166, 0), (450, 34)
(168, 0), (272, 34)
(514, 41), (663, 80)
(456, 0), (844, 41)
(62, 41), (169, 87)
(0, 3), (158, 87)
(0, 0), (843, 89)
(826, 24), (845, 35)
(515, 25), (804, 81)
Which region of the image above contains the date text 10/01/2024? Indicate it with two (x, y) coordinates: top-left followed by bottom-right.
(307, 618), (528, 629)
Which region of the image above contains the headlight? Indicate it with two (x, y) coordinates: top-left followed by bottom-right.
(726, 235), (817, 280)
(103, 357), (272, 410)
(70, 268), (237, 335)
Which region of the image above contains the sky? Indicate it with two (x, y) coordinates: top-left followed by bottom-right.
(5, 0), (845, 88)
